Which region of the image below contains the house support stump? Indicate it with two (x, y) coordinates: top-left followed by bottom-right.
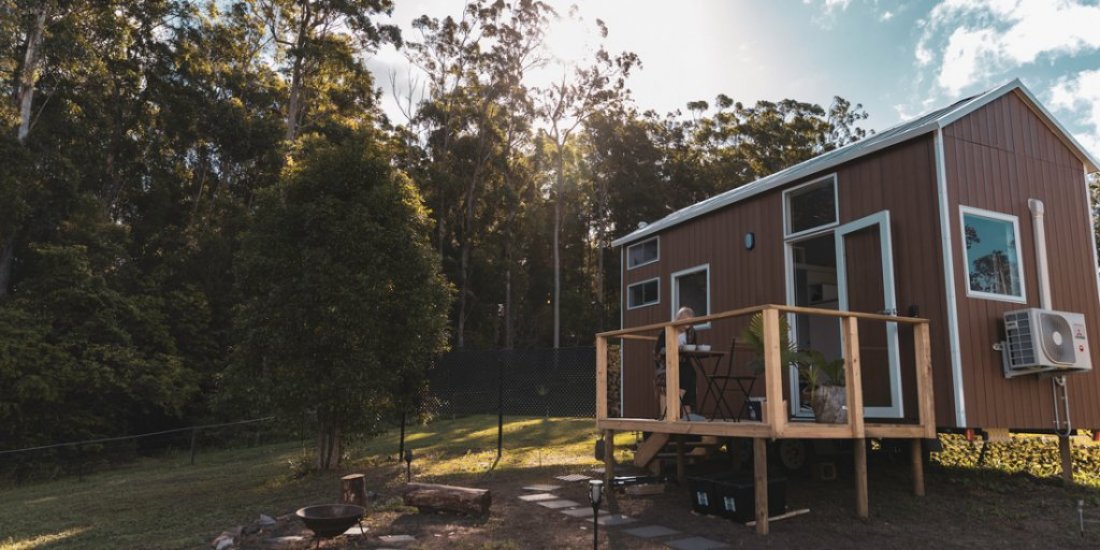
(1060, 435), (1074, 484)
(603, 429), (615, 481)
(753, 438), (768, 535)
(854, 438), (868, 520)
(910, 439), (925, 496)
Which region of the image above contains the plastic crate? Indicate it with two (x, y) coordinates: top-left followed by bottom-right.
(687, 473), (786, 521)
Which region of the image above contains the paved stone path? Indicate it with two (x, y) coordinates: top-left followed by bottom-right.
(519, 476), (730, 549)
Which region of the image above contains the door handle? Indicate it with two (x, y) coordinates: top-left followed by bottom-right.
(877, 308), (897, 316)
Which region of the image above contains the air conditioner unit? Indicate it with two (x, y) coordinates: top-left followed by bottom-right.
(1003, 308), (1092, 378)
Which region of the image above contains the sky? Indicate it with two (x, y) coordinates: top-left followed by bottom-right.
(365, 0), (1100, 162)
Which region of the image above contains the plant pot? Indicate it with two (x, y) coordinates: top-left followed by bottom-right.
(811, 385), (847, 424)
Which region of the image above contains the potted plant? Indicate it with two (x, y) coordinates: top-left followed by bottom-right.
(797, 349), (847, 424)
(740, 312), (801, 374)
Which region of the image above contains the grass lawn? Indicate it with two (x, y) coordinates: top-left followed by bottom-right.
(0, 416), (620, 550)
(4, 416), (1100, 549)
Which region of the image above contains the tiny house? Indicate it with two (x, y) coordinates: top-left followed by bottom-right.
(612, 80), (1100, 434)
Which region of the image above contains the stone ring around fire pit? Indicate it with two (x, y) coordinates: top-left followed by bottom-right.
(295, 504), (366, 541)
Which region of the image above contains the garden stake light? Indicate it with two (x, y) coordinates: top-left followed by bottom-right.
(404, 449), (413, 482)
(589, 479), (603, 550)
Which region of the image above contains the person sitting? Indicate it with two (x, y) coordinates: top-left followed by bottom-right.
(654, 306), (699, 419)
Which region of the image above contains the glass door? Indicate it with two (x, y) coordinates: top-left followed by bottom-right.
(835, 211), (903, 418)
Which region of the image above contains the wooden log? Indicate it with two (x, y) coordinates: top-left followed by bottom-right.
(745, 508), (810, 527)
(341, 474), (368, 507)
(402, 482), (491, 516)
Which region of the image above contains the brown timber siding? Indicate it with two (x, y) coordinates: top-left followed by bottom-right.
(620, 136), (953, 424)
(944, 91), (1100, 430)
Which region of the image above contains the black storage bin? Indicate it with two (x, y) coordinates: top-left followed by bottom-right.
(687, 473), (786, 521)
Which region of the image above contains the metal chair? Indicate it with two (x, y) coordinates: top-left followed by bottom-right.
(699, 338), (757, 421)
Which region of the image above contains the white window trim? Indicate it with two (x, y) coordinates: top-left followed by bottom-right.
(626, 277), (661, 310)
(783, 174), (840, 239)
(959, 205), (1027, 304)
(626, 236), (660, 270)
(670, 264), (711, 329)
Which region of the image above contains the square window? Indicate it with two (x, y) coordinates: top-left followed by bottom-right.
(961, 208), (1024, 301)
(627, 278), (659, 309)
(627, 238), (659, 269)
(786, 177), (838, 236)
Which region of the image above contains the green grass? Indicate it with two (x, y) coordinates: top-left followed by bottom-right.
(0, 415), (617, 550)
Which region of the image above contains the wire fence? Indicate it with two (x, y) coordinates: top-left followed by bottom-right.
(428, 346), (597, 418)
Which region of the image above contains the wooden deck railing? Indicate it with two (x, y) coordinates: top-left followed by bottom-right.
(596, 304), (935, 439)
(596, 304), (935, 534)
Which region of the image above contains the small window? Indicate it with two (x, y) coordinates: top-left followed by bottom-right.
(672, 265), (710, 325)
(627, 278), (660, 309)
(960, 207), (1025, 302)
(627, 237), (659, 269)
(785, 176), (838, 236)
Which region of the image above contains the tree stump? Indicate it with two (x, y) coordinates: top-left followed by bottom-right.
(341, 474), (368, 507)
(402, 482), (491, 516)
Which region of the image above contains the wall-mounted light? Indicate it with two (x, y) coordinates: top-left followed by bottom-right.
(744, 232), (755, 250)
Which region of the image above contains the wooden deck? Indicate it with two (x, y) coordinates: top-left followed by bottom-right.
(595, 304), (935, 534)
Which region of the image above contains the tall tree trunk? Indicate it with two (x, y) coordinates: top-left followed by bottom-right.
(316, 419), (341, 470)
(284, 3), (312, 143)
(17, 5), (48, 143)
(0, 234), (16, 299)
(553, 150), (562, 349)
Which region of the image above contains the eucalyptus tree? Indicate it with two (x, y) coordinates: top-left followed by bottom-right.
(405, 0), (550, 348)
(536, 16), (637, 347)
(254, 0), (400, 143)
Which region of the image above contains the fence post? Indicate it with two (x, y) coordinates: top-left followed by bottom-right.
(497, 352), (505, 461)
(189, 427), (198, 466)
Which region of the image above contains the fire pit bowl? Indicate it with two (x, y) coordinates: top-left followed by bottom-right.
(295, 504), (366, 538)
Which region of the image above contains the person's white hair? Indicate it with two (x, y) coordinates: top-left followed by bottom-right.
(676, 306), (694, 319)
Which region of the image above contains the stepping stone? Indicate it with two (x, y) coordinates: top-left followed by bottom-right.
(519, 492), (559, 502)
(537, 499), (581, 509)
(264, 536), (304, 548)
(665, 536), (731, 550)
(378, 534), (416, 544)
(342, 524), (368, 536)
(561, 507), (610, 518)
(623, 525), (681, 538)
(523, 484), (562, 492)
(596, 514), (638, 526)
(555, 474), (592, 482)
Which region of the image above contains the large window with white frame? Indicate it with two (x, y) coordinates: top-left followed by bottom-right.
(671, 265), (710, 326)
(626, 237), (659, 269)
(627, 278), (660, 309)
(959, 206), (1026, 302)
(784, 175), (839, 238)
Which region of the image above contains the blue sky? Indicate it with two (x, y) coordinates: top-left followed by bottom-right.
(368, 0), (1100, 160)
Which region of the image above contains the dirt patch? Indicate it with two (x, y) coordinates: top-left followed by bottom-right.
(233, 454), (1100, 549)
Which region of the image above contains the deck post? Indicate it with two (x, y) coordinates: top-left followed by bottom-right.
(665, 325), (681, 422)
(841, 316), (865, 438)
(854, 438), (869, 519)
(604, 430), (615, 481)
(1059, 435), (1074, 484)
(675, 435), (686, 484)
(910, 438), (925, 497)
(914, 323), (936, 437)
(762, 308), (786, 437)
(753, 437), (769, 535)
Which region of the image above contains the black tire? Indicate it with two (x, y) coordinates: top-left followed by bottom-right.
(774, 439), (813, 474)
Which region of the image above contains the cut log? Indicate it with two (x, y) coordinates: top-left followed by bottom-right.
(402, 482), (491, 516)
(341, 474), (368, 507)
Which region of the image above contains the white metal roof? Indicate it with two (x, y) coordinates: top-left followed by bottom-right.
(612, 79), (1100, 248)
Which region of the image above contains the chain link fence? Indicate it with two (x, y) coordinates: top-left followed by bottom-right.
(429, 347), (596, 418)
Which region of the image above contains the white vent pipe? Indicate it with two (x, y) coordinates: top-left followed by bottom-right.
(1030, 198), (1072, 435)
(1028, 199), (1052, 309)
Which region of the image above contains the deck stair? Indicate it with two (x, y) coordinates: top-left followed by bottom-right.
(634, 433), (723, 472)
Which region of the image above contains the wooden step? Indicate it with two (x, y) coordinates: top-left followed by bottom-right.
(634, 433), (671, 468)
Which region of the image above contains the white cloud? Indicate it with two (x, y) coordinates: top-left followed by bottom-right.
(917, 0), (1100, 94)
(880, 10), (894, 21)
(1050, 70), (1100, 159)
